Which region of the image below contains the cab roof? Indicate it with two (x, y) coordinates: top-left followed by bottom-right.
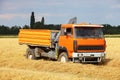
(61, 23), (103, 28)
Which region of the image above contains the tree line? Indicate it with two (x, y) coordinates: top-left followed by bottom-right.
(0, 24), (60, 35)
(0, 12), (120, 35)
(0, 25), (21, 35)
(102, 24), (120, 34)
(0, 24), (120, 35)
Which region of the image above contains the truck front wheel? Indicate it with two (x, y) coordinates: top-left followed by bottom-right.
(26, 48), (37, 60)
(58, 52), (68, 63)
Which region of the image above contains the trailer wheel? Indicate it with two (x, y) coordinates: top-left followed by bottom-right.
(58, 52), (68, 63)
(26, 48), (37, 60)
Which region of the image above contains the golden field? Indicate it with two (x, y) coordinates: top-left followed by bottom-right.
(0, 38), (120, 80)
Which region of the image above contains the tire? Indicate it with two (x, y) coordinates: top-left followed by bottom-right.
(26, 48), (37, 60)
(98, 59), (106, 65)
(58, 52), (68, 63)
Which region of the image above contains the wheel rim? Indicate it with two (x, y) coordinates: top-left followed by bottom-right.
(28, 54), (32, 59)
(61, 56), (66, 63)
(28, 51), (32, 59)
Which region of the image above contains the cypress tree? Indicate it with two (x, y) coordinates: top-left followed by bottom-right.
(41, 17), (44, 25)
(30, 12), (35, 29)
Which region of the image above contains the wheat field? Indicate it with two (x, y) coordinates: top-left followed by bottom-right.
(0, 38), (120, 80)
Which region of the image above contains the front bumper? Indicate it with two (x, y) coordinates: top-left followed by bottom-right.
(72, 52), (105, 63)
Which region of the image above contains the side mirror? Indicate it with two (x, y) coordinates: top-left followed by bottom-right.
(64, 32), (67, 35)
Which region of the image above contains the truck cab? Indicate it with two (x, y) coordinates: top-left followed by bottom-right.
(58, 23), (106, 63)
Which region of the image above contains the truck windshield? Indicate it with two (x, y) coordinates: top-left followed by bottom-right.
(74, 27), (104, 38)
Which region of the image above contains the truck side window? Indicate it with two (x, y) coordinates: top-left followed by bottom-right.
(66, 28), (72, 35)
(61, 28), (72, 36)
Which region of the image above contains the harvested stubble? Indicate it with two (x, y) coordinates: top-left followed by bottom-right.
(0, 38), (120, 80)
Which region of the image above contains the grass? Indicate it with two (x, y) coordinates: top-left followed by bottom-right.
(0, 38), (120, 80)
(0, 35), (17, 38)
(104, 34), (120, 38)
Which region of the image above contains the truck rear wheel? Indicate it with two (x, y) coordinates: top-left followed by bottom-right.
(26, 48), (37, 60)
(58, 52), (68, 63)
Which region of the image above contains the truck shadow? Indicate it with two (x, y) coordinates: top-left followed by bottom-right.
(102, 58), (112, 65)
(72, 58), (113, 65)
(94, 58), (112, 65)
(24, 53), (113, 65)
(37, 57), (57, 61)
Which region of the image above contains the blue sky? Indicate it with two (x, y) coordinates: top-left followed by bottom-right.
(0, 0), (120, 26)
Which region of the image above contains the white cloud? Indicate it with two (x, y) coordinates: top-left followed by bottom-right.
(34, 13), (68, 22)
(0, 12), (67, 21)
(111, 4), (120, 8)
(0, 13), (28, 20)
(2, 0), (64, 9)
(105, 14), (113, 19)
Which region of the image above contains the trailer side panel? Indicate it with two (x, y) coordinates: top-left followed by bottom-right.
(18, 29), (51, 47)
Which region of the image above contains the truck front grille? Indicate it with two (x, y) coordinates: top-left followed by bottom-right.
(78, 46), (104, 50)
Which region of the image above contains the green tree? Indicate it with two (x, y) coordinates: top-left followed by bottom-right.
(33, 22), (44, 29)
(102, 24), (120, 34)
(30, 12), (35, 29)
(41, 17), (45, 25)
(23, 25), (29, 29)
(10, 26), (21, 34)
(0, 25), (10, 35)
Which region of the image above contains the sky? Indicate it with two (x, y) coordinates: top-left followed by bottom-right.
(0, 0), (120, 27)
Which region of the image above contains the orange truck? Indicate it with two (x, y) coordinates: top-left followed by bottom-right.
(18, 23), (106, 63)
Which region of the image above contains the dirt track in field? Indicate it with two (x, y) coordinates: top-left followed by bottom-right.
(0, 38), (120, 80)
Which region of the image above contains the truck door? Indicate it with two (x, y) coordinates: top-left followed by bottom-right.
(59, 28), (73, 58)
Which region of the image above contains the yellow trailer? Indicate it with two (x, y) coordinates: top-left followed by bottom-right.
(18, 29), (59, 48)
